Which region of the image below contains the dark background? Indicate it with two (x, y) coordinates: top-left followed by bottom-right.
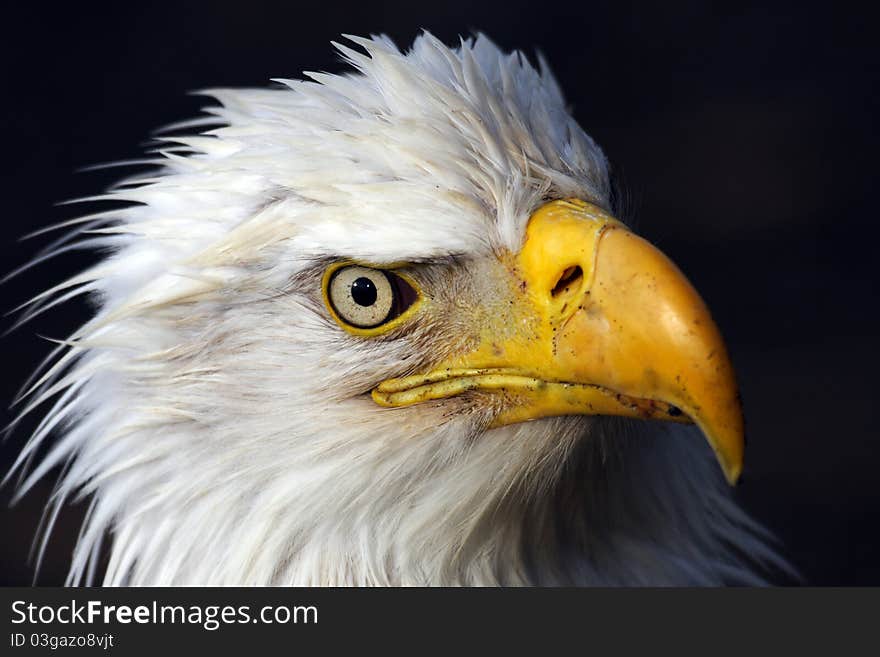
(1, 1), (876, 585)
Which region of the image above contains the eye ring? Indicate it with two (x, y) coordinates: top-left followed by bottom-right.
(323, 263), (422, 335)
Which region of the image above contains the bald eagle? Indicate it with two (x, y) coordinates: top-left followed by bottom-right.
(9, 32), (787, 585)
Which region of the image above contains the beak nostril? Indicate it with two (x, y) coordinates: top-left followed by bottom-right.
(551, 265), (583, 298)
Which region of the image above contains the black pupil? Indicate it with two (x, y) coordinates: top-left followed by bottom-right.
(350, 277), (378, 307)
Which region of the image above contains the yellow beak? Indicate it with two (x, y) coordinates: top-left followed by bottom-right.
(373, 199), (744, 484)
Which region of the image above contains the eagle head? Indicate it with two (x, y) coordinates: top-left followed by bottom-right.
(12, 32), (784, 585)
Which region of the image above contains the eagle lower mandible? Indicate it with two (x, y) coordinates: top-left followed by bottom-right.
(9, 32), (786, 585)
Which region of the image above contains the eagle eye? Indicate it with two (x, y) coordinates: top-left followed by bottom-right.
(324, 264), (420, 332)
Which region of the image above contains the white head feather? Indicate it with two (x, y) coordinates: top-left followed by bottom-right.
(11, 32), (786, 585)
